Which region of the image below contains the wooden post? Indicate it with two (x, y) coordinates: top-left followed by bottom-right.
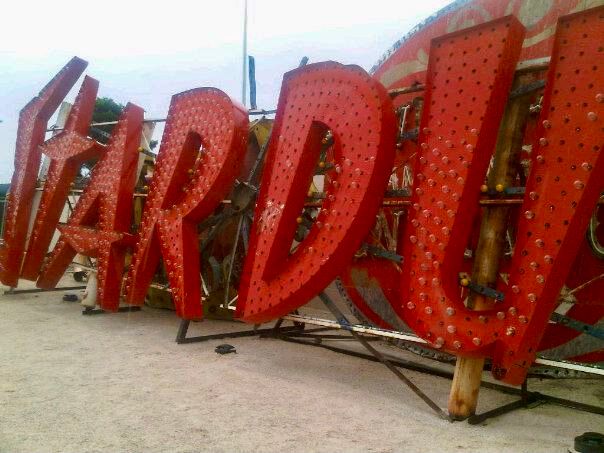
(447, 76), (535, 419)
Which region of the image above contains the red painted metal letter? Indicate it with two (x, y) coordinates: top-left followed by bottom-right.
(21, 76), (101, 280)
(236, 62), (396, 323)
(0, 57), (87, 286)
(125, 88), (248, 319)
(37, 104), (143, 311)
(399, 10), (604, 384)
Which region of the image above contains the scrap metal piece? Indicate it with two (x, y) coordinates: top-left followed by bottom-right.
(215, 344), (237, 354)
(574, 432), (604, 453)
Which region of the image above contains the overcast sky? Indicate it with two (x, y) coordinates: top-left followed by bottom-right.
(0, 0), (451, 183)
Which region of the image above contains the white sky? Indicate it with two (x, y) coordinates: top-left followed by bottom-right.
(0, 0), (452, 183)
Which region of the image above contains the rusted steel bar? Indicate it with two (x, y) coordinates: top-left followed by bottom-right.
(386, 61), (549, 100)
(388, 84), (425, 97)
(39, 187), (603, 207)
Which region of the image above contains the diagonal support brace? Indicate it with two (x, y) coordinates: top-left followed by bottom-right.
(318, 291), (450, 421)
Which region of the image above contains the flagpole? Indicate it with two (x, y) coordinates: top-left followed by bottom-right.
(241, 0), (248, 107)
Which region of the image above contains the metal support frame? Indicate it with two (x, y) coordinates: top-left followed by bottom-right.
(282, 321), (604, 424)
(317, 291), (451, 420)
(172, 293), (603, 423)
(281, 313), (604, 377)
(175, 318), (311, 344)
(82, 306), (142, 316)
(3, 285), (86, 295)
(468, 379), (604, 424)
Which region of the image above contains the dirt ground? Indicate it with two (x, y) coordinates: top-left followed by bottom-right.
(1, 280), (602, 453)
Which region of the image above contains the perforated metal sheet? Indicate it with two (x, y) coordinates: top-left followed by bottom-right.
(493, 7), (604, 382)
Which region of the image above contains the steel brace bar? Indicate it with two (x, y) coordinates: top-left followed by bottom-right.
(468, 379), (604, 424)
(550, 312), (604, 340)
(82, 306), (142, 316)
(175, 318), (310, 344)
(317, 291), (451, 421)
(3, 285), (86, 295)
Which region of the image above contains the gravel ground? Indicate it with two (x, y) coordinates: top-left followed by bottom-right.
(0, 280), (602, 453)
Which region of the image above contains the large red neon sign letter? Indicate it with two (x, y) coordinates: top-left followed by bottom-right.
(0, 57), (87, 286)
(37, 104), (144, 311)
(125, 88), (248, 319)
(236, 62), (396, 323)
(21, 76), (102, 280)
(398, 11), (604, 384)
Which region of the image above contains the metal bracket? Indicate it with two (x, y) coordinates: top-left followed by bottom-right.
(361, 243), (404, 264)
(175, 318), (304, 344)
(466, 281), (505, 302)
(550, 312), (604, 340)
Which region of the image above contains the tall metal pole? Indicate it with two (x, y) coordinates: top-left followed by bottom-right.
(241, 0), (248, 107)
